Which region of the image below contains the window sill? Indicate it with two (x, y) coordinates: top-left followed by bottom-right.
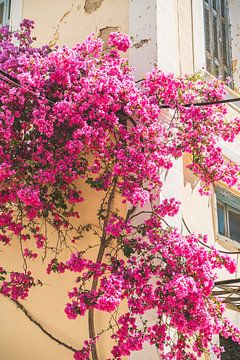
(217, 234), (240, 250)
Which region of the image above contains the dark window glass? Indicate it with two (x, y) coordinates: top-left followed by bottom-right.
(204, 7), (211, 52)
(222, 22), (228, 65)
(220, 335), (240, 359)
(217, 202), (225, 235)
(8, 0), (11, 20)
(228, 209), (240, 242)
(0, 3), (4, 25)
(213, 15), (219, 59)
(221, 0), (226, 16)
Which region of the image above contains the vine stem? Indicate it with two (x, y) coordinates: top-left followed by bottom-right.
(88, 180), (117, 360)
(88, 242), (107, 360)
(3, 294), (78, 352)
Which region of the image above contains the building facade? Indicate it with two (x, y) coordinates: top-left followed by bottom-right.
(0, 1), (240, 359)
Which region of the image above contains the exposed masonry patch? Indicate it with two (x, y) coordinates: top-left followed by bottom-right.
(99, 26), (119, 49)
(84, 0), (104, 14)
(133, 39), (150, 49)
(232, 59), (238, 73)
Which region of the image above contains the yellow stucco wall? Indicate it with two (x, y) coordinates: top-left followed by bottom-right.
(23, 0), (129, 47)
(0, 180), (126, 360)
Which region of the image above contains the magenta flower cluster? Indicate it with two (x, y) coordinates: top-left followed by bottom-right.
(0, 20), (240, 359)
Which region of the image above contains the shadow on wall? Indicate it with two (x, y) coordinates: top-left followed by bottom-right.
(183, 154), (199, 192)
(183, 154), (212, 208)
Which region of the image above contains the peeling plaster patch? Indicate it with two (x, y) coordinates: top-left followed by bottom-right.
(133, 39), (150, 49)
(99, 26), (119, 48)
(84, 0), (104, 14)
(232, 59), (238, 73)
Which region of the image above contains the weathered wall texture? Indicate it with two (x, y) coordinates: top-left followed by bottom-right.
(23, 0), (128, 47)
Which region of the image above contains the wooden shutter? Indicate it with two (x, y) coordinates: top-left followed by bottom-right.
(220, 0), (232, 82)
(204, 1), (214, 74)
(215, 187), (240, 212)
(203, 0), (232, 84)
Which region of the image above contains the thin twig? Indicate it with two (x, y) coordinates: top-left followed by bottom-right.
(3, 294), (78, 353)
(125, 206), (136, 222)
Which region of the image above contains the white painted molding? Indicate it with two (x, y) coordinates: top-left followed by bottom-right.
(191, 0), (206, 73)
(129, 0), (158, 80)
(9, 0), (23, 31)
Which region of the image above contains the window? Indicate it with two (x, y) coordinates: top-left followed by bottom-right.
(220, 335), (240, 359)
(0, 0), (11, 26)
(216, 187), (240, 243)
(203, 0), (232, 82)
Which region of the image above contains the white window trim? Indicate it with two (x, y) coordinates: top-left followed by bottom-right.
(9, 0), (23, 31)
(191, 0), (206, 73)
(217, 233), (240, 249)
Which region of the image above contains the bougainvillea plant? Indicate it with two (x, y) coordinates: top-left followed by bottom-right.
(0, 19), (240, 360)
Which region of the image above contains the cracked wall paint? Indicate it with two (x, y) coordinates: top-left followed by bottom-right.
(99, 26), (119, 48)
(133, 39), (150, 49)
(22, 0), (128, 48)
(232, 59), (238, 73)
(84, 0), (104, 14)
(49, 0), (76, 47)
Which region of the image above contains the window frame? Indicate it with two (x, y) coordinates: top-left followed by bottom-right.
(215, 187), (240, 246)
(203, 0), (233, 83)
(0, 0), (11, 26)
(217, 199), (240, 239)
